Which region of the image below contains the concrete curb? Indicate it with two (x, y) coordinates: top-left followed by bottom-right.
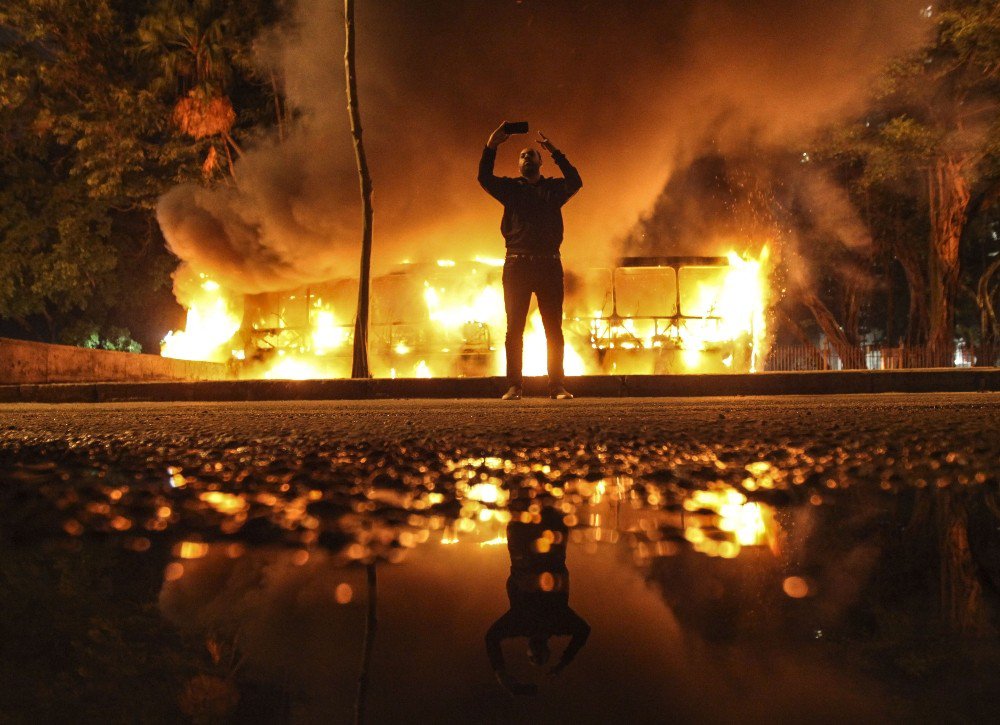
(1, 369), (998, 403)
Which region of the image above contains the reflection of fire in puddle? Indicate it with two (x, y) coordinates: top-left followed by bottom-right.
(61, 453), (785, 573)
(680, 487), (775, 558)
(421, 472), (778, 564)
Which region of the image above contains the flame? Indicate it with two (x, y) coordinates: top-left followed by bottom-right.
(423, 278), (504, 332)
(522, 309), (587, 376)
(165, 248), (771, 378)
(161, 275), (241, 362)
(312, 309), (350, 353)
(677, 248), (769, 371)
(263, 355), (325, 380)
(682, 486), (773, 558)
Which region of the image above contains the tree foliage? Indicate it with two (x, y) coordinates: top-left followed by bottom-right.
(812, 0), (1000, 354)
(0, 0), (279, 350)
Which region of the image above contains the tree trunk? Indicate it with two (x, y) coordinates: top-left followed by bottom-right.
(937, 490), (994, 636)
(894, 240), (928, 345)
(977, 255), (1000, 345)
(883, 250), (895, 343)
(882, 207), (929, 344)
(798, 291), (865, 369)
(778, 308), (828, 369)
(354, 562), (378, 725)
(345, 0), (374, 379)
(926, 158), (970, 365)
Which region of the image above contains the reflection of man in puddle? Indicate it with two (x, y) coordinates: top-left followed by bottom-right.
(486, 502), (590, 695)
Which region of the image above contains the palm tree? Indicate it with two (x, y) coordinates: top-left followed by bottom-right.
(137, 0), (241, 176)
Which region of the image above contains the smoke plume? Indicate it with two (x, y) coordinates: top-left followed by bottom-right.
(157, 0), (931, 301)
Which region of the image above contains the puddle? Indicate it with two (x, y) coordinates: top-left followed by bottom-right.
(3, 459), (1000, 722)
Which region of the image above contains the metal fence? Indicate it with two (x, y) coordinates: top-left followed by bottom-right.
(763, 344), (1000, 371)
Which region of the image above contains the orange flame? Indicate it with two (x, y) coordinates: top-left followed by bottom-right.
(163, 249), (771, 378)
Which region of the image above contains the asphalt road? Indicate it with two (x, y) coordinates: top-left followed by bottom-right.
(2, 392), (998, 476)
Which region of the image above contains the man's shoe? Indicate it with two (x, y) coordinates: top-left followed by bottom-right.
(501, 386), (523, 400)
(549, 386), (574, 400)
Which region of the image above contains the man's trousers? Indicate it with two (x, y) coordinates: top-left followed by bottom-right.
(502, 255), (564, 391)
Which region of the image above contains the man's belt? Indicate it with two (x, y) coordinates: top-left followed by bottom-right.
(505, 254), (561, 260)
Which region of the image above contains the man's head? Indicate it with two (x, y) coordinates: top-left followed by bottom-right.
(518, 147), (542, 180)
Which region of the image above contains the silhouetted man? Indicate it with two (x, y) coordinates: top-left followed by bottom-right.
(478, 122), (583, 400)
(486, 503), (590, 695)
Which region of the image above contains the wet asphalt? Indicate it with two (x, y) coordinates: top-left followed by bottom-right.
(1, 393), (997, 545)
(2, 393), (997, 461)
(2, 393), (997, 479)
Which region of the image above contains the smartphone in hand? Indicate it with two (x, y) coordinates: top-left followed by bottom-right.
(503, 121), (529, 134)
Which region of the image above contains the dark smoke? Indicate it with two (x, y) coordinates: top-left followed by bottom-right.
(157, 0), (930, 303)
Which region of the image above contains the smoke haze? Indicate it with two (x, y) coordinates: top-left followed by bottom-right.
(157, 0), (931, 300)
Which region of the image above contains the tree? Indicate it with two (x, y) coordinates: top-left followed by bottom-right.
(0, 0), (187, 348)
(0, 0), (281, 349)
(137, 0), (281, 179)
(344, 0), (374, 379)
(839, 1), (1000, 362)
(812, 123), (933, 347)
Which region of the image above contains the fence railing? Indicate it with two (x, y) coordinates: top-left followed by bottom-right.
(763, 344), (1000, 371)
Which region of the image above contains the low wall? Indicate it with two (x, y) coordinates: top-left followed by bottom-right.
(1, 368), (998, 404)
(0, 337), (232, 384)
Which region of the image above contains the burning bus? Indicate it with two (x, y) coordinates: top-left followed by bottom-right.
(162, 250), (769, 378)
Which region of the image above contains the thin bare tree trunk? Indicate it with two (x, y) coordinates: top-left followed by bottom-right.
(345, 0), (374, 378)
(354, 562), (378, 725)
(222, 139), (236, 182)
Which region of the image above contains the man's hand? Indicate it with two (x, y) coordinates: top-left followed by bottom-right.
(537, 131), (560, 156)
(487, 122), (510, 150)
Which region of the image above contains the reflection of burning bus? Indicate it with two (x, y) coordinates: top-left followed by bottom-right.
(232, 253), (764, 378)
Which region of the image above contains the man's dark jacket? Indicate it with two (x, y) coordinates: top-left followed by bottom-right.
(478, 147), (582, 256)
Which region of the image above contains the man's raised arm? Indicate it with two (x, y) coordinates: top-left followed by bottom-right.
(537, 131), (582, 201)
(549, 609), (591, 675)
(478, 122), (513, 203)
